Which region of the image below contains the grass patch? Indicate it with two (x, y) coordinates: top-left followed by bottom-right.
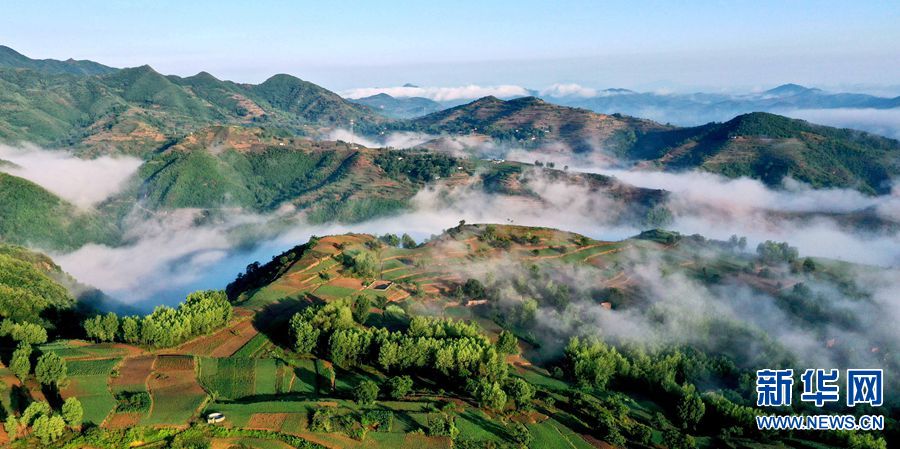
(67, 358), (121, 376)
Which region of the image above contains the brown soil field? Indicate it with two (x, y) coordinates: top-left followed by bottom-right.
(177, 319), (259, 357)
(247, 413), (288, 431)
(154, 354), (195, 371)
(104, 412), (143, 429)
(326, 277), (365, 290)
(111, 355), (155, 391)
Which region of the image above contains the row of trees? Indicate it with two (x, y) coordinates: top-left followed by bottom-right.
(83, 290), (233, 347)
(289, 302), (527, 410)
(5, 397), (82, 444)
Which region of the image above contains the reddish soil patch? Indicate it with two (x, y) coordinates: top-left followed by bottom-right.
(178, 319), (259, 357)
(111, 355), (155, 391)
(247, 413), (288, 431)
(154, 354), (195, 371)
(104, 412), (143, 429)
(327, 277), (365, 290)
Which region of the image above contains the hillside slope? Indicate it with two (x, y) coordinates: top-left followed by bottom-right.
(629, 112), (900, 194)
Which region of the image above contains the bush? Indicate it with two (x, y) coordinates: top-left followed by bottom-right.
(354, 380), (379, 405)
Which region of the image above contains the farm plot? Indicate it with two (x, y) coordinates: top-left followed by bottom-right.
(60, 365), (118, 426)
(198, 357), (256, 399)
(143, 355), (206, 425)
(67, 358), (120, 376)
(177, 318), (259, 357)
(110, 355), (154, 393)
(527, 418), (595, 449)
(232, 333), (273, 358)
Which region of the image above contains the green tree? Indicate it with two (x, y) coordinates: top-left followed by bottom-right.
(289, 313), (320, 354)
(401, 233), (416, 249)
(352, 295), (371, 324)
(0, 320), (47, 345)
(677, 385), (705, 431)
(62, 397), (84, 428)
(120, 316), (140, 343)
(474, 380), (507, 410)
(496, 330), (519, 354)
(10, 343), (31, 380)
(32, 414), (66, 444)
(22, 400), (50, 425)
(386, 375), (413, 399)
(354, 380), (379, 405)
(4, 416), (17, 441)
(663, 427), (697, 449)
(35, 352), (67, 386)
(509, 422), (532, 448)
(802, 257), (817, 272)
(504, 378), (534, 409)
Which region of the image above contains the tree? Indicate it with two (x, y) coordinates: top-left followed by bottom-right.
(84, 312), (119, 342)
(802, 257), (817, 272)
(4, 416), (17, 441)
(504, 378), (534, 409)
(474, 380), (507, 410)
(509, 422), (532, 448)
(32, 414), (66, 444)
(62, 397), (84, 428)
(677, 386), (705, 430)
(120, 316), (140, 343)
(10, 343), (31, 380)
(354, 380), (379, 405)
(663, 427), (697, 449)
(22, 400), (50, 425)
(496, 330), (519, 354)
(352, 295), (371, 324)
(401, 233), (416, 249)
(35, 352), (67, 386)
(0, 320), (47, 345)
(289, 314), (320, 354)
(386, 375), (413, 399)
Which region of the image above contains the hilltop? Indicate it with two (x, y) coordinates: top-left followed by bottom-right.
(402, 96), (669, 153)
(0, 61), (385, 155)
(628, 112), (900, 194)
(0, 45), (117, 76)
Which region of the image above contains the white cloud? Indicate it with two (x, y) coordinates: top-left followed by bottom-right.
(779, 108), (900, 139)
(0, 145), (142, 208)
(540, 83), (597, 98)
(341, 84), (530, 101)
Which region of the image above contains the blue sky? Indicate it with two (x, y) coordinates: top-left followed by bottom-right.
(2, 0), (898, 92)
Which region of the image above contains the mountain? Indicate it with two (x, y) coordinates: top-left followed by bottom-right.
(350, 93), (443, 118)
(628, 112), (900, 194)
(0, 46), (387, 155)
(546, 83), (900, 129)
(0, 172), (120, 250)
(403, 96), (669, 153)
(406, 97), (900, 194)
(0, 45), (117, 76)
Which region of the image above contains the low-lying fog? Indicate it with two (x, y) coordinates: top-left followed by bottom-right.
(2, 144), (897, 311)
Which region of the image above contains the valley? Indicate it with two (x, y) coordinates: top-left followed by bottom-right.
(0, 42), (897, 449)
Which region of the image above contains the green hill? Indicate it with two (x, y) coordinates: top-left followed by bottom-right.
(0, 242), (76, 324)
(0, 173), (120, 250)
(407, 97), (900, 194)
(403, 96), (668, 153)
(0, 47), (387, 155)
(629, 112), (900, 194)
(0, 44), (117, 76)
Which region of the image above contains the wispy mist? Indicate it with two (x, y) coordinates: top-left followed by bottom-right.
(0, 145), (142, 208)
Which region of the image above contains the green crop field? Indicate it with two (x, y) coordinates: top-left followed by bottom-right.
(64, 374), (117, 426)
(528, 418), (596, 449)
(254, 358), (278, 395)
(313, 284), (360, 300)
(233, 333), (271, 358)
(67, 358), (121, 376)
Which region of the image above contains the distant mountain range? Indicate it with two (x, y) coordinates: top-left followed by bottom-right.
(0, 45), (897, 197)
(348, 93), (443, 119)
(542, 83), (900, 127)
